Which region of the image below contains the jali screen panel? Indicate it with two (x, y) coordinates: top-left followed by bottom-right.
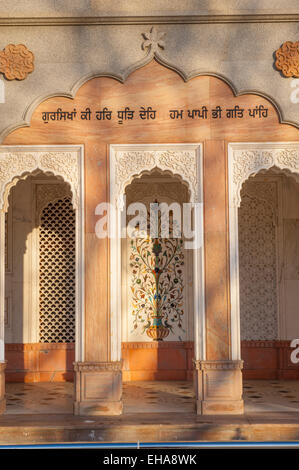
(39, 197), (75, 343)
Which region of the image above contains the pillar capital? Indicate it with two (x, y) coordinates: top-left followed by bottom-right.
(73, 361), (122, 372)
(193, 359), (243, 370)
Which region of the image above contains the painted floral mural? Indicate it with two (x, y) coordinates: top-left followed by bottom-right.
(129, 233), (185, 341)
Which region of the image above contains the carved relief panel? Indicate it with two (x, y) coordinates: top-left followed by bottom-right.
(239, 179), (279, 340)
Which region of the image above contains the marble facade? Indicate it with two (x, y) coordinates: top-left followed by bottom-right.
(0, 2), (298, 416)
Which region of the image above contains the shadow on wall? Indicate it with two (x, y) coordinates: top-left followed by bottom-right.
(4, 172), (75, 384)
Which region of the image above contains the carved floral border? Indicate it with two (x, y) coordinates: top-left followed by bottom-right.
(0, 149), (81, 211)
(228, 142), (299, 361)
(230, 145), (299, 207)
(111, 145), (202, 208)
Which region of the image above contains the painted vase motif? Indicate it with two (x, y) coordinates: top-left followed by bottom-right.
(130, 215), (185, 341)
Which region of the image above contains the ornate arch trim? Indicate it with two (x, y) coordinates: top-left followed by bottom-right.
(109, 143), (205, 363)
(228, 142), (299, 360)
(0, 146), (82, 212)
(36, 183), (72, 218)
(110, 144), (202, 209)
(0, 145), (85, 363)
(229, 142), (299, 208)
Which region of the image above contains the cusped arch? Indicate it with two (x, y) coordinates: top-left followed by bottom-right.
(110, 144), (202, 210)
(239, 165), (299, 201)
(0, 147), (82, 212)
(229, 142), (299, 208)
(228, 141), (299, 361)
(0, 144), (85, 365)
(2, 50), (297, 143)
(123, 166), (191, 202)
(3, 170), (72, 214)
(109, 143), (205, 364)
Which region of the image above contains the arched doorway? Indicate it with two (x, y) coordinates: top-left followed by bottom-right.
(228, 142), (299, 412)
(109, 143), (205, 413)
(0, 145), (84, 414)
(122, 169), (194, 412)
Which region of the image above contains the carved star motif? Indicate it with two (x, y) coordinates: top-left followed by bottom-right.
(142, 27), (166, 54)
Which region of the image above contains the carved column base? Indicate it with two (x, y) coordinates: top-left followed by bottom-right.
(194, 360), (244, 415)
(73, 362), (122, 416)
(0, 361), (6, 414)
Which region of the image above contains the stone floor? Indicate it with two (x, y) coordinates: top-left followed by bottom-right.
(5, 379), (299, 415)
(244, 379), (299, 413)
(5, 382), (74, 414)
(3, 381), (299, 443)
(123, 380), (195, 413)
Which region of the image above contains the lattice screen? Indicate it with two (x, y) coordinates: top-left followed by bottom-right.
(39, 197), (75, 343)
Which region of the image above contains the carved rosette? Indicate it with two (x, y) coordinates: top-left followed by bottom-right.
(114, 149), (199, 205)
(0, 44), (34, 80)
(231, 147), (299, 207)
(275, 41), (299, 78)
(0, 151), (80, 211)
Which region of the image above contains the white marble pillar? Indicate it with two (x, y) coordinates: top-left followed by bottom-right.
(0, 210), (6, 413)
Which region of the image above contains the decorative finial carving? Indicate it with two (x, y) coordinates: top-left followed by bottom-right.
(275, 41), (299, 77)
(142, 27), (166, 54)
(0, 44), (34, 80)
